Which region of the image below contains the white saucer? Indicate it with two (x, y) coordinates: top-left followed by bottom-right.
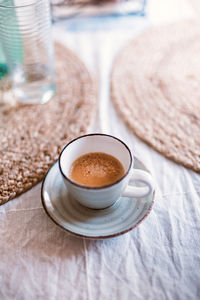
(41, 158), (155, 239)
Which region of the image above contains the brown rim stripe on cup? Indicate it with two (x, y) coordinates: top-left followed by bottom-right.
(58, 133), (133, 190)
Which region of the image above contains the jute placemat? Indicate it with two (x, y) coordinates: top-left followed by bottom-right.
(111, 20), (200, 172)
(0, 42), (96, 205)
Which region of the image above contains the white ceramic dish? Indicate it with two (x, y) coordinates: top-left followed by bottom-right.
(41, 158), (155, 239)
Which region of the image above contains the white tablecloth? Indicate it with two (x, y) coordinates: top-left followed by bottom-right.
(1, 2), (200, 299)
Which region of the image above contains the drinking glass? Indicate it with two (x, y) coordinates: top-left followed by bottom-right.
(0, 0), (56, 104)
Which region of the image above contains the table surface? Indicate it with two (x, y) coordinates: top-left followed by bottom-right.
(1, 1), (200, 299)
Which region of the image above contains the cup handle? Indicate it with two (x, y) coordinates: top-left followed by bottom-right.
(122, 169), (154, 198)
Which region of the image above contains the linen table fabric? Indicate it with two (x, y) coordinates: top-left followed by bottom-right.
(1, 11), (200, 300)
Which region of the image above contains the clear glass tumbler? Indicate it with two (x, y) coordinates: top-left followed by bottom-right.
(0, 0), (56, 104)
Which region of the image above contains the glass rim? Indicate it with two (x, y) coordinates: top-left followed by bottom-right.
(0, 0), (43, 9)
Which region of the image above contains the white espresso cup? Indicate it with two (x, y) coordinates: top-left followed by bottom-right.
(59, 134), (155, 209)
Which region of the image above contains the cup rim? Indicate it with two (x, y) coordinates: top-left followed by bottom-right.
(58, 133), (133, 190)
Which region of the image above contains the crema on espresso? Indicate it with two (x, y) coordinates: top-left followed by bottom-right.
(69, 152), (125, 187)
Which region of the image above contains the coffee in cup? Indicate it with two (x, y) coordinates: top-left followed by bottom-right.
(69, 152), (125, 187)
(59, 134), (155, 209)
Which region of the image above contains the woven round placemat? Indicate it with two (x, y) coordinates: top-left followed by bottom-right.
(0, 42), (96, 205)
(111, 20), (200, 172)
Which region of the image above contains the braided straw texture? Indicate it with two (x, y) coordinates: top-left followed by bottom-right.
(0, 42), (96, 205)
(111, 20), (200, 172)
